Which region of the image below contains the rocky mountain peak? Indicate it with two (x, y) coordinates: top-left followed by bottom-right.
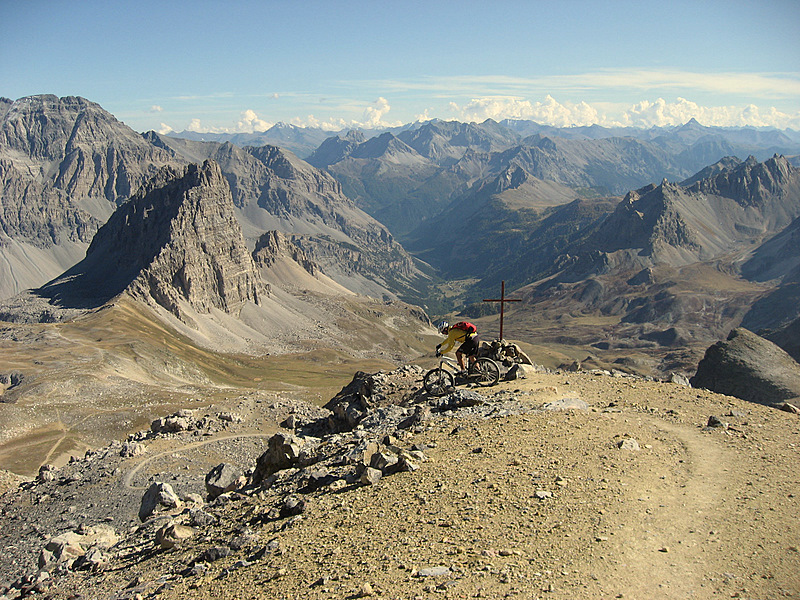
(488, 164), (530, 194)
(399, 119), (519, 157)
(0, 94), (176, 205)
(141, 132), (423, 301)
(524, 134), (559, 152)
(590, 182), (699, 257)
(342, 129), (366, 143)
(622, 183), (658, 205)
(1, 95), (98, 160)
(124, 160), (267, 319)
(680, 117), (704, 130)
(350, 132), (418, 161)
(743, 155), (760, 167)
(591, 154), (800, 265)
(252, 230), (318, 276)
(303, 131), (365, 168)
(245, 144), (299, 179)
(680, 156), (742, 186)
(37, 160), (267, 322)
(688, 154), (797, 207)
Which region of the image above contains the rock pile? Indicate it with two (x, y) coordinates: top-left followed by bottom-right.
(323, 365), (427, 431)
(0, 399), (296, 598)
(0, 372), (24, 393)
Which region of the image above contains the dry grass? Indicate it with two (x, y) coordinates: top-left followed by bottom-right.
(0, 294), (429, 477)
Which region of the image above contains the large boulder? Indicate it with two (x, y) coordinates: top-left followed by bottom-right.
(690, 328), (800, 407)
(252, 432), (308, 484)
(139, 482), (182, 521)
(155, 522), (196, 550)
(151, 409), (198, 434)
(205, 463), (244, 499)
(38, 525), (119, 570)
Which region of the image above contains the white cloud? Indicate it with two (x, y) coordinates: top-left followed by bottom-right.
(157, 122), (174, 134)
(452, 95), (600, 127)
(150, 105), (163, 113)
(235, 109), (273, 133)
(289, 114), (348, 131)
(414, 108), (433, 123)
(182, 111), (273, 134)
(361, 97), (402, 128)
(616, 97), (800, 128)
(185, 119), (231, 134)
(287, 97), (404, 131)
(449, 95), (800, 129)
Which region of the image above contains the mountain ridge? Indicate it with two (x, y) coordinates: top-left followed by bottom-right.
(0, 95), (180, 298)
(466, 155), (800, 374)
(308, 119), (800, 239)
(171, 115), (800, 160)
(0, 95), (428, 304)
(0, 157), (432, 360)
(0, 161), (267, 324)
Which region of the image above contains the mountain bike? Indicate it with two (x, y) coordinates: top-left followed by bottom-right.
(423, 356), (500, 396)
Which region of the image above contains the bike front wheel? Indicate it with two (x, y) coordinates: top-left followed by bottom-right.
(469, 358), (500, 386)
(423, 368), (455, 396)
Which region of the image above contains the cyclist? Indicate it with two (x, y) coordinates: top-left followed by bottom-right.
(435, 321), (480, 373)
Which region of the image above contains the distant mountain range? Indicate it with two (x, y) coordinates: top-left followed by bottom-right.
(170, 116), (800, 239)
(450, 154), (800, 372)
(2, 94), (799, 373)
(166, 124), (335, 161)
(299, 118), (800, 238)
(169, 116), (800, 161)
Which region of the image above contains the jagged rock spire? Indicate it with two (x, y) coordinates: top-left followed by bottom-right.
(39, 160), (267, 321)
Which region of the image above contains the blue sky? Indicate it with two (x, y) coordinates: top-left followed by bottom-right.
(2, 0), (799, 133)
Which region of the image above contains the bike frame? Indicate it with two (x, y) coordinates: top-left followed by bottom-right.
(435, 355), (461, 373)
(423, 354), (500, 396)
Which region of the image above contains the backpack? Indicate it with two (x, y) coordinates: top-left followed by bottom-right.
(452, 321), (477, 335)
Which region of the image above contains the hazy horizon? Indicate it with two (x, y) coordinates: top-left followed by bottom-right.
(2, 0), (798, 134)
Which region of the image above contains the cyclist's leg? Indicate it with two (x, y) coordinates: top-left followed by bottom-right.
(458, 336), (480, 371)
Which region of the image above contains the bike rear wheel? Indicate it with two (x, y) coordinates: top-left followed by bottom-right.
(423, 368), (455, 396)
(469, 358), (500, 386)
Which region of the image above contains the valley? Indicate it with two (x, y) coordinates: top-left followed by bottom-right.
(1, 93), (799, 448)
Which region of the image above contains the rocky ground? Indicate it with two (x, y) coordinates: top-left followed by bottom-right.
(0, 364), (798, 600)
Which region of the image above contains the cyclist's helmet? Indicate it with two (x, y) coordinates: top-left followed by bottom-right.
(437, 321), (450, 334)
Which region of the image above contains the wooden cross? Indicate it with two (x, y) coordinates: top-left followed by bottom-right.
(483, 281), (521, 340)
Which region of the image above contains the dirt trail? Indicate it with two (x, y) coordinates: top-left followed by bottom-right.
(602, 420), (731, 598)
(122, 433), (275, 490)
